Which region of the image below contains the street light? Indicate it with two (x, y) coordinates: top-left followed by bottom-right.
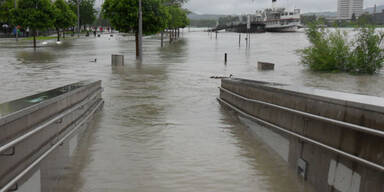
(77, 0), (80, 37)
(14, 0), (18, 42)
(138, 0), (143, 60)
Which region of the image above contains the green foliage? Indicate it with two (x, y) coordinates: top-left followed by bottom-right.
(0, 0), (13, 24)
(299, 24), (350, 71)
(166, 5), (189, 29)
(300, 15), (317, 26)
(162, 0), (188, 6)
(102, 0), (167, 35)
(68, 0), (96, 26)
(11, 0), (55, 31)
(54, 0), (77, 30)
(298, 23), (384, 74)
(348, 27), (384, 74)
(357, 13), (374, 26)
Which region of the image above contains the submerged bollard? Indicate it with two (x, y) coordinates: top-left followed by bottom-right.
(239, 34), (241, 47)
(257, 61), (275, 70)
(161, 31), (164, 47)
(112, 54), (124, 65)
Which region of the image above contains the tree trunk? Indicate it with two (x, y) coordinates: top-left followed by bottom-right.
(161, 31), (164, 47)
(135, 31), (139, 57)
(33, 30), (36, 48)
(63, 30), (65, 39)
(178, 28), (180, 38)
(57, 28), (60, 42)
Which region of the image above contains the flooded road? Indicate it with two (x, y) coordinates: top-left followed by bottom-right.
(1, 30), (384, 192)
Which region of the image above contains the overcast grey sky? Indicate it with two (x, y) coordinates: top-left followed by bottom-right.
(184, 0), (380, 14)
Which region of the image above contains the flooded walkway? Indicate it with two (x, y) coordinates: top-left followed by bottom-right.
(1, 30), (383, 192)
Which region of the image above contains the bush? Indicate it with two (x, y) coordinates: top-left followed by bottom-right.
(298, 23), (384, 74)
(348, 27), (384, 74)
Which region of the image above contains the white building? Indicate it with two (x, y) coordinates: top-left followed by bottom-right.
(337, 0), (364, 20)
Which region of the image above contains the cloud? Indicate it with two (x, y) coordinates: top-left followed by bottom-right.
(184, 0), (378, 14)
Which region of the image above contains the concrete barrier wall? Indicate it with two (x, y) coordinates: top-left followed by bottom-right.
(0, 81), (103, 192)
(219, 78), (384, 192)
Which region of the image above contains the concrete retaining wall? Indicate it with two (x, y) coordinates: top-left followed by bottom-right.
(0, 81), (103, 192)
(219, 78), (384, 192)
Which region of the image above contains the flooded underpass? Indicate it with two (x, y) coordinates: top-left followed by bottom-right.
(1, 29), (384, 192)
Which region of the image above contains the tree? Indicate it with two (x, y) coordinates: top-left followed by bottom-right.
(0, 0), (13, 25)
(162, 0), (188, 6)
(102, 0), (168, 56)
(357, 13), (373, 26)
(68, 0), (96, 30)
(11, 0), (55, 48)
(351, 13), (356, 22)
(300, 15), (317, 26)
(163, 4), (189, 42)
(53, 0), (77, 41)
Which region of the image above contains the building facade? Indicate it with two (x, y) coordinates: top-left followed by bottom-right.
(337, 0), (364, 20)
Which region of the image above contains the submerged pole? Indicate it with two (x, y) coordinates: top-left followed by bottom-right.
(161, 31), (164, 47)
(138, 0), (143, 60)
(77, 0), (80, 37)
(14, 0), (18, 42)
(239, 34), (241, 47)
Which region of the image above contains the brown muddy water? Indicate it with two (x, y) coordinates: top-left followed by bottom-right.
(1, 29), (383, 192)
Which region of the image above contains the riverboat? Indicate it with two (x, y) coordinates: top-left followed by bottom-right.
(262, 0), (301, 32)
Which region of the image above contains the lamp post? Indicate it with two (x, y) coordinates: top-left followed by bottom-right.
(14, 0), (18, 42)
(138, 0), (143, 60)
(77, 0), (80, 37)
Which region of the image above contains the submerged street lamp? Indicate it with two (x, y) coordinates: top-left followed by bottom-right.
(14, 0), (18, 42)
(77, 0), (80, 37)
(138, 0), (143, 60)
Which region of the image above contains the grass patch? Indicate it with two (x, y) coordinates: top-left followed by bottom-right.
(22, 36), (58, 41)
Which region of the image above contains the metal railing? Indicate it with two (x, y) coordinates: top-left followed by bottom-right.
(0, 99), (103, 192)
(0, 88), (102, 154)
(220, 87), (384, 138)
(218, 87), (384, 172)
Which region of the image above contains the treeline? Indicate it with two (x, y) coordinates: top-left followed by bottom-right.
(189, 19), (216, 27)
(218, 16), (240, 26)
(0, 0), (98, 47)
(301, 13), (384, 27)
(102, 0), (190, 56)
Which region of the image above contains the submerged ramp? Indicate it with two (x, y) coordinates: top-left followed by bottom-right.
(0, 81), (103, 192)
(218, 78), (384, 192)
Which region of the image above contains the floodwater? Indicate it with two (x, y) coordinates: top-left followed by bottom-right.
(1, 29), (384, 192)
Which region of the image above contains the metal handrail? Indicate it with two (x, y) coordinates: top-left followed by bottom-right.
(217, 98), (384, 172)
(0, 88), (102, 154)
(219, 87), (384, 138)
(0, 99), (104, 192)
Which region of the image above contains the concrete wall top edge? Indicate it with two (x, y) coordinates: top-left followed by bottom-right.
(0, 80), (101, 127)
(223, 78), (384, 114)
